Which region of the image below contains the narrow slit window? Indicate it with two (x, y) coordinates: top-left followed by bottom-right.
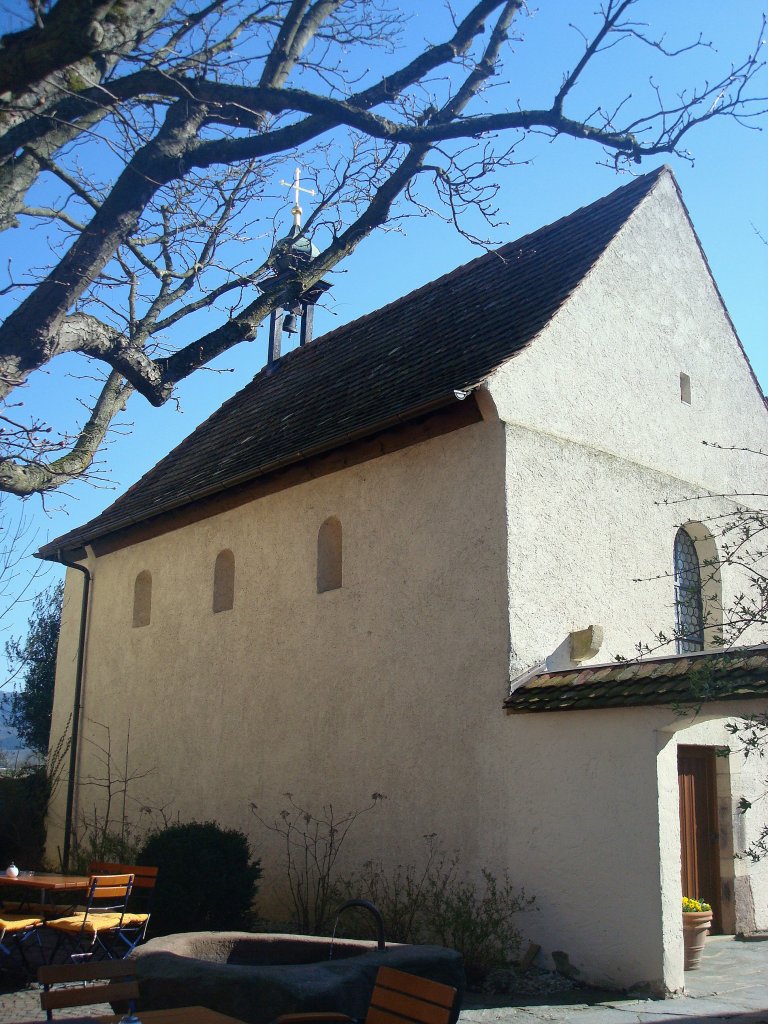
(213, 549), (235, 613)
(317, 516), (342, 593)
(680, 372), (692, 405)
(133, 570), (152, 628)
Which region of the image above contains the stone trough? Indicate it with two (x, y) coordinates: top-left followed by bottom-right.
(131, 932), (465, 1024)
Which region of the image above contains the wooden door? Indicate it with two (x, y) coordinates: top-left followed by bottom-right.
(678, 745), (722, 933)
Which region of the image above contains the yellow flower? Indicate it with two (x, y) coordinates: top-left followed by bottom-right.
(682, 897), (711, 912)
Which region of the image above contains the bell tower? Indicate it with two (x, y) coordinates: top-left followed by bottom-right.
(261, 168), (332, 365)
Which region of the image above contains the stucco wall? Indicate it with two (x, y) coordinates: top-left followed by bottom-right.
(47, 415), (512, 891)
(487, 171), (767, 668)
(496, 423), (757, 668)
(487, 172), (767, 497)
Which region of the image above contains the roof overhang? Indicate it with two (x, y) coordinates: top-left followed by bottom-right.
(38, 393), (483, 562)
(503, 645), (768, 714)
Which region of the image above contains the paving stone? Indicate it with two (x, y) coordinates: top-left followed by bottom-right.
(459, 938), (768, 1024)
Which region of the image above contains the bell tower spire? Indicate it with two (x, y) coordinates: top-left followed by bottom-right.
(261, 167), (331, 366)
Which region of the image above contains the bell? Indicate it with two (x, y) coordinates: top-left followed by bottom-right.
(283, 312), (299, 335)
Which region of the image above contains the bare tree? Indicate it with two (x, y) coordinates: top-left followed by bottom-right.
(0, 496), (48, 634)
(0, 0), (765, 496)
(691, 446), (767, 648)
(632, 445), (768, 656)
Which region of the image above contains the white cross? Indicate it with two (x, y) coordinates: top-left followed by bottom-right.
(280, 167), (316, 228)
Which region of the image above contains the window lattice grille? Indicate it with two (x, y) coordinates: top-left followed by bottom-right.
(674, 529), (704, 653)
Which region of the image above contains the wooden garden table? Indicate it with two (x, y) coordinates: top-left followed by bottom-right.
(0, 870), (90, 906)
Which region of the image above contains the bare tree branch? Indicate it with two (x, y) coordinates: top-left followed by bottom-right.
(0, 0), (765, 496)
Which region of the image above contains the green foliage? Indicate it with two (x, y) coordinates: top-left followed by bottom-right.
(336, 836), (534, 986)
(0, 728), (69, 869)
(424, 866), (534, 985)
(252, 793), (384, 934)
(0, 765), (48, 868)
(69, 817), (147, 875)
(137, 821), (261, 936)
(4, 581), (63, 755)
(334, 834), (441, 945)
(254, 796), (533, 982)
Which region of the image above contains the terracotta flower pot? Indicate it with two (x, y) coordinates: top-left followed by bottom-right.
(682, 910), (712, 970)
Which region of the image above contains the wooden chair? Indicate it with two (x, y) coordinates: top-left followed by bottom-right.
(89, 860), (159, 953)
(45, 873), (134, 961)
(38, 959), (139, 1021)
(276, 966), (458, 1024)
(0, 910), (44, 974)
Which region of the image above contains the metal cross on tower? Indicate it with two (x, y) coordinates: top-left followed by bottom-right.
(263, 167), (331, 366)
(280, 167), (316, 229)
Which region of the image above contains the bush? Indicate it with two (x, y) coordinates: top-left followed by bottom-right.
(423, 864), (533, 986)
(4, 582), (63, 757)
(0, 731), (69, 870)
(336, 837), (534, 986)
(137, 821), (261, 936)
(251, 792), (384, 934)
(69, 819), (146, 875)
(0, 766), (48, 869)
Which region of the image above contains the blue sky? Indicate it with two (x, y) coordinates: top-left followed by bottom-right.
(1, 1), (766, 670)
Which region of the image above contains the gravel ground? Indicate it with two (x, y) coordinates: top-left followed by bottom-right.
(479, 966), (587, 998)
(0, 982), (110, 1023)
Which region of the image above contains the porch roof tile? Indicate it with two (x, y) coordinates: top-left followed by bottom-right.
(503, 645), (768, 713)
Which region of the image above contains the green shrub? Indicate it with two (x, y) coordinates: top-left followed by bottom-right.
(69, 820), (146, 874)
(422, 863), (533, 986)
(137, 821), (261, 936)
(0, 766), (48, 869)
(336, 837), (534, 986)
(0, 732), (69, 870)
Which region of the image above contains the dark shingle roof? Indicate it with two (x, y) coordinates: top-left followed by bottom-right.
(503, 646), (768, 713)
(40, 167), (667, 559)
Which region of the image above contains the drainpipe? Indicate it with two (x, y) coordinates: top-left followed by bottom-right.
(54, 550), (92, 871)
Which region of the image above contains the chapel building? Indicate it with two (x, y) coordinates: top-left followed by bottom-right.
(42, 166), (768, 994)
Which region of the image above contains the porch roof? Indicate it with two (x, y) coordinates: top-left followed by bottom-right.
(503, 645), (768, 713)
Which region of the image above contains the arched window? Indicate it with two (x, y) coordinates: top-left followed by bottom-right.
(213, 549), (235, 613)
(317, 516), (342, 593)
(133, 570), (152, 628)
(673, 528), (704, 653)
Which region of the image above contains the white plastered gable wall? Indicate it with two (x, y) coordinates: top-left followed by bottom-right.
(485, 168), (767, 669)
(478, 168), (768, 993)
